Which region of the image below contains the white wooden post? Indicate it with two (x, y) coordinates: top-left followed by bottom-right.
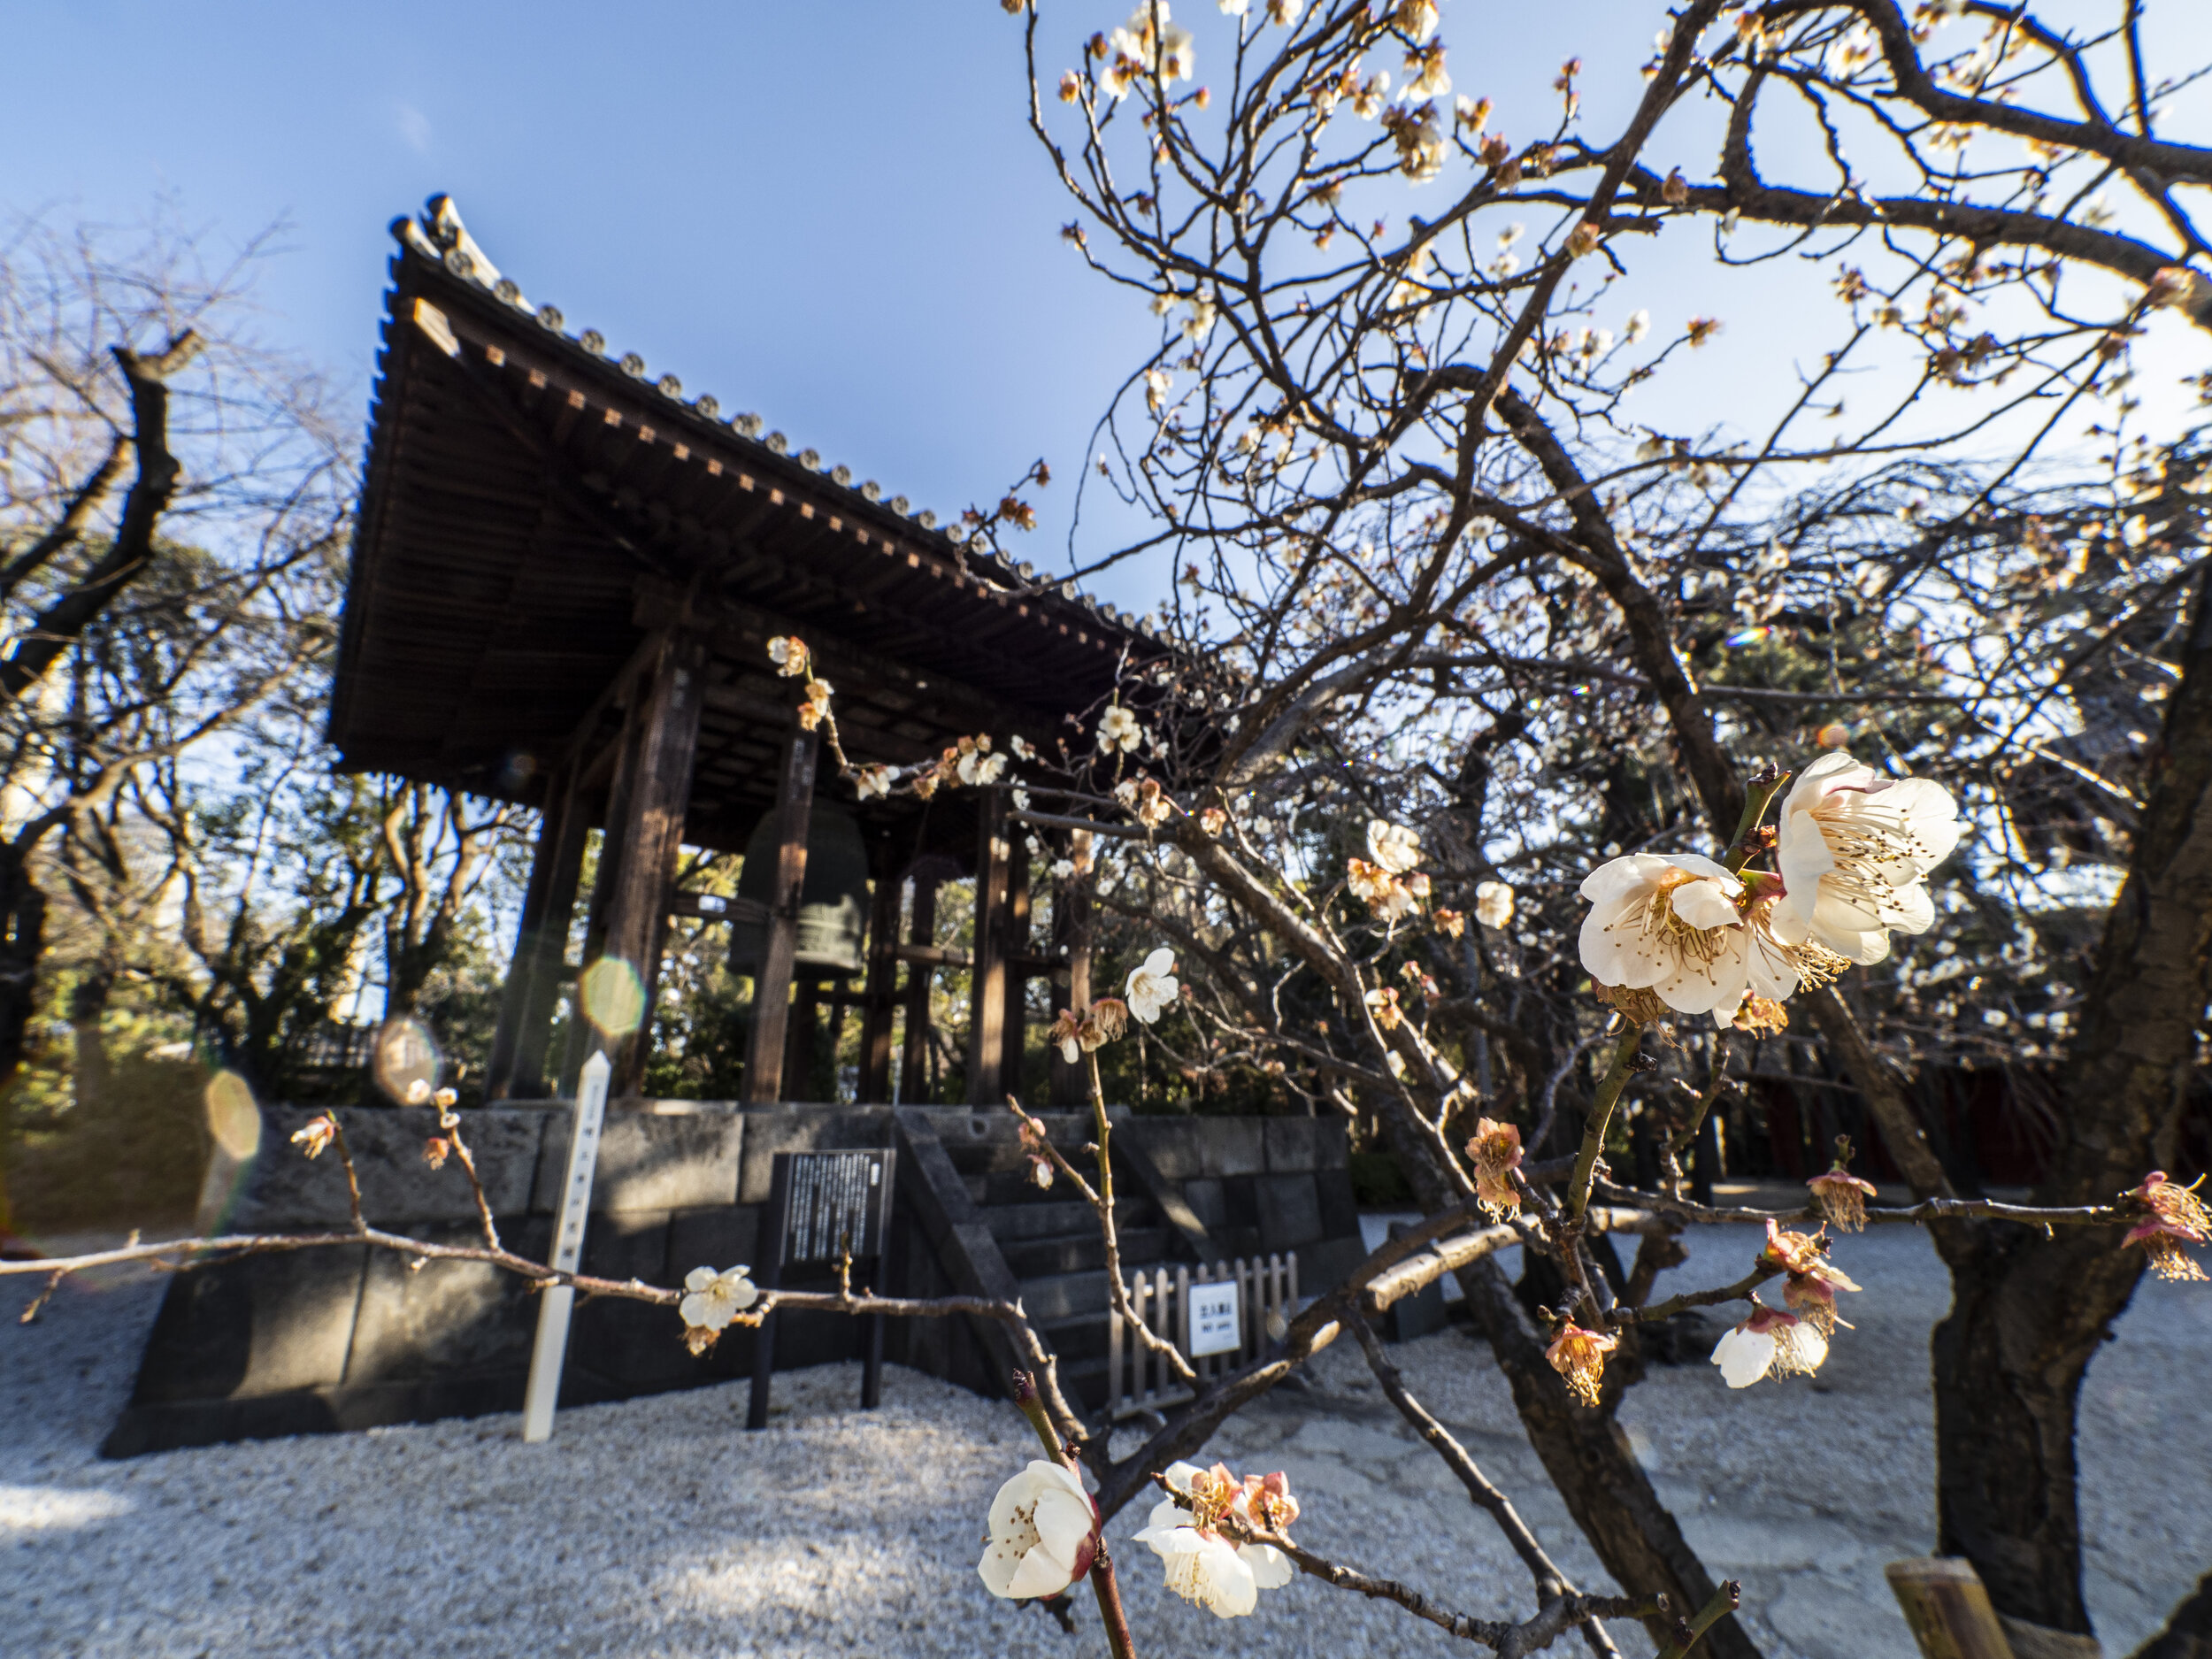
(521, 1050), (611, 1443)
(1108, 1277), (1125, 1420)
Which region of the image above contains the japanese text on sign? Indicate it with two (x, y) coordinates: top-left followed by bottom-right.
(783, 1151), (888, 1263)
(1188, 1279), (1241, 1357)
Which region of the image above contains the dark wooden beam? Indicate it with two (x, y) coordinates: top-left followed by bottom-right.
(1001, 832), (1032, 1099)
(965, 789), (1010, 1107)
(634, 575), (1067, 753)
(486, 763), (589, 1100)
(900, 872), (940, 1103)
(1050, 840), (1094, 1109)
(559, 673), (649, 1096)
(895, 941), (969, 969)
(667, 890), (768, 925)
(742, 722), (818, 1103)
(786, 980), (822, 1103)
(592, 630), (708, 1098)
(856, 854), (900, 1105)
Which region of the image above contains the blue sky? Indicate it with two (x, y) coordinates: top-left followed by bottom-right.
(6, 1), (2208, 614)
(5, 4), (1165, 587)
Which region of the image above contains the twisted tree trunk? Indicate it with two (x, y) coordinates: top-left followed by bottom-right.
(1515, 376), (2212, 1635)
(1603, 521), (2212, 1631)
(1922, 563), (2212, 1630)
(0, 334), (196, 1244)
(1457, 1255), (1762, 1659)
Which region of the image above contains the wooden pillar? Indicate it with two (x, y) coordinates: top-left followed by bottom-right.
(965, 789), (1011, 1106)
(999, 833), (1031, 1101)
(582, 632), (707, 1100)
(486, 764), (589, 1100)
(559, 684), (650, 1096)
(1049, 841), (1094, 1108)
(856, 858), (901, 1104)
(742, 723), (819, 1103)
(899, 873), (939, 1103)
(786, 981), (821, 1102)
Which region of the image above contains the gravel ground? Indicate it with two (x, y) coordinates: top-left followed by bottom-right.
(3, 1221), (2207, 1659)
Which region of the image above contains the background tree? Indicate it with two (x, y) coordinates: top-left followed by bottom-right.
(0, 211), (348, 1240)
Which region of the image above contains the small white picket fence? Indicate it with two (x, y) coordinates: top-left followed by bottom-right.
(1105, 1252), (1299, 1420)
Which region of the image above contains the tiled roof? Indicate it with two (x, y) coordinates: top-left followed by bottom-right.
(393, 196), (1159, 641)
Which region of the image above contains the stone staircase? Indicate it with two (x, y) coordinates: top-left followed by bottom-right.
(928, 1118), (1184, 1410)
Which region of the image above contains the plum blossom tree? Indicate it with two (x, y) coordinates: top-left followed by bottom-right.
(10, 3), (2212, 1653)
(976, 0), (2212, 1645)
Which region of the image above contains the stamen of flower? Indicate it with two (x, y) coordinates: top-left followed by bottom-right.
(1781, 939), (1852, 989)
(1630, 869), (1732, 969)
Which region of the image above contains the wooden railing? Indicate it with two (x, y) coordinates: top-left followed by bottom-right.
(1106, 1252), (1298, 1420)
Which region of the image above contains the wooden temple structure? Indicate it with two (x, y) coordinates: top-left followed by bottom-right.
(332, 198), (1158, 1108)
(97, 198), (1364, 1460)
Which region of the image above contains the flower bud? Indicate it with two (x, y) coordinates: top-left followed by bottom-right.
(290, 1115), (337, 1159)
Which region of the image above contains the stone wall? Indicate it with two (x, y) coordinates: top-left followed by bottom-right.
(104, 1102), (1363, 1456)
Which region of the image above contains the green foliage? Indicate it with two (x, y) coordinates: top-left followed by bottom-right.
(8, 1005), (208, 1233)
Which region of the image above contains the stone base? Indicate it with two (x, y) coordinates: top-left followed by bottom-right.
(107, 1101), (1365, 1455)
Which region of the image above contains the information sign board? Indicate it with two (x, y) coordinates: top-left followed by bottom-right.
(1188, 1279), (1241, 1358)
(781, 1150), (892, 1264)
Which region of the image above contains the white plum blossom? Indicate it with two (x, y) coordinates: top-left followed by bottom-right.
(1711, 1301), (1829, 1387)
(1474, 879), (1515, 930)
(1366, 818), (1422, 874)
(1131, 1463), (1296, 1619)
(956, 739), (1008, 787)
(1624, 308), (1651, 343)
(680, 1265), (759, 1332)
(1099, 704), (1143, 752)
(1384, 103), (1445, 180)
(1102, 2), (1194, 101)
(1219, 0), (1249, 12)
(1578, 853), (1792, 1021)
(1348, 858), (1425, 922)
(979, 1460), (1098, 1601)
(1404, 43), (1449, 98)
(1136, 1515), (1259, 1617)
(1771, 752), (1962, 966)
(1126, 948), (1180, 1023)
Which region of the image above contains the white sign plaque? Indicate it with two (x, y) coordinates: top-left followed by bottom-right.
(1188, 1279), (1241, 1358)
(521, 1050), (610, 1443)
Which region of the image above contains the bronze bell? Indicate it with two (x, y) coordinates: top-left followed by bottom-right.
(728, 803), (870, 980)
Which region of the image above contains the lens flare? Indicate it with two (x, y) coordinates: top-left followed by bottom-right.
(373, 1017), (442, 1105)
(1723, 626), (1771, 648)
(198, 1071), (263, 1233)
(1814, 721), (1852, 749)
(204, 1071), (262, 1162)
(580, 956), (646, 1038)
